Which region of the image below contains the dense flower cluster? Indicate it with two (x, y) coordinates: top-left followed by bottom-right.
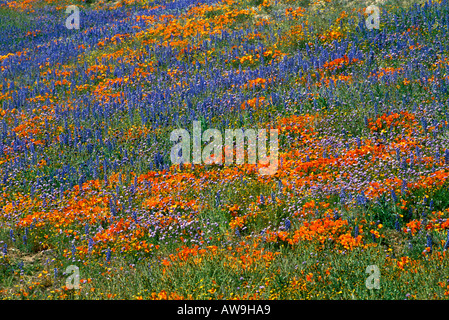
(1, 0), (449, 300)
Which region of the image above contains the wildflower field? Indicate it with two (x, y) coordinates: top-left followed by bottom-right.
(1, 0), (449, 300)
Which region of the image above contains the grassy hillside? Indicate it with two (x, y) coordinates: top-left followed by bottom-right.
(1, 0), (449, 299)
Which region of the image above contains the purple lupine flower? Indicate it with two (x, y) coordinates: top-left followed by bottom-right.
(340, 189), (346, 205)
(401, 179), (407, 193)
(426, 234), (432, 254)
(278, 180), (283, 192)
(391, 189), (398, 203)
(235, 229), (241, 238)
(106, 248), (111, 262)
(395, 219), (400, 231)
(357, 192), (367, 206)
(401, 158), (407, 170)
(333, 210), (339, 220)
(421, 117), (427, 132)
(285, 219), (291, 231)
(2, 244), (7, 255)
(88, 238), (94, 254)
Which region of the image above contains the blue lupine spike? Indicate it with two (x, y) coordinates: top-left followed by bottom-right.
(401, 179), (407, 193)
(235, 229), (241, 238)
(106, 248), (111, 262)
(340, 189), (346, 205)
(401, 158), (407, 170)
(260, 195), (265, 205)
(88, 238), (94, 254)
(391, 189), (398, 203)
(357, 191), (367, 206)
(285, 219), (291, 231)
(421, 117), (427, 132)
(354, 225), (359, 238)
(426, 234), (432, 254)
(333, 210), (339, 220)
